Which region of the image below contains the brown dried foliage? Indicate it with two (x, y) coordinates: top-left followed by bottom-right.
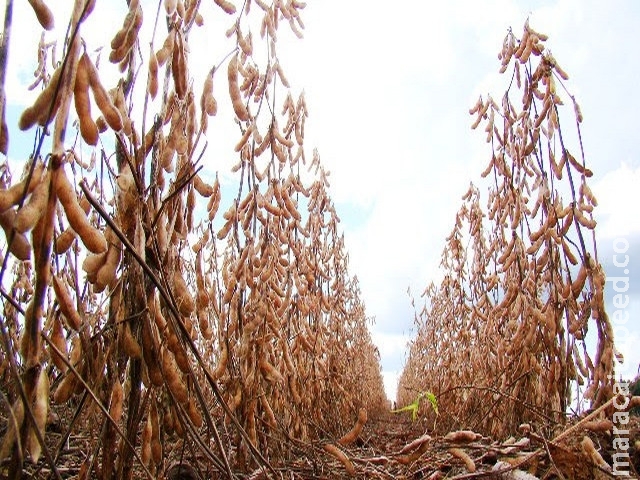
(0, 0), (386, 478)
(398, 21), (615, 439)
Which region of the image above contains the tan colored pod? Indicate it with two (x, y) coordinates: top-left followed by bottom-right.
(53, 367), (80, 404)
(27, 0), (54, 30)
(28, 368), (49, 463)
(49, 314), (69, 372)
(83, 56), (123, 132)
(147, 50), (159, 99)
(214, 0), (236, 14)
(52, 276), (83, 331)
(173, 270), (195, 316)
(19, 66), (63, 130)
(0, 162), (45, 213)
(95, 239), (122, 292)
(109, 379), (124, 423)
(140, 413), (152, 466)
(323, 443), (355, 476)
(74, 54), (99, 146)
(0, 209), (32, 260)
(54, 227), (77, 254)
(54, 169), (107, 254)
(120, 321), (142, 359)
(337, 408), (367, 446)
(227, 55), (249, 121)
(14, 171), (51, 233)
(150, 400), (162, 465)
(161, 348), (189, 404)
(186, 397), (203, 428)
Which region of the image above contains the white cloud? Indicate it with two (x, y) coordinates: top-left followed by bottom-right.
(593, 163), (640, 238)
(382, 370), (401, 404)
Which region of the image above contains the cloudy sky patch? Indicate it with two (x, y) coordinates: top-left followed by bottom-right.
(289, 0), (639, 399)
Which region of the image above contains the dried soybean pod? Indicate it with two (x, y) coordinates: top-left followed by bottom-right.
(211, 341), (227, 379)
(141, 413), (152, 466)
(572, 262), (588, 298)
(161, 348), (188, 403)
(155, 29), (175, 66)
(52, 276), (83, 331)
(175, 0), (185, 18)
(281, 188), (301, 221)
(234, 123), (254, 152)
(141, 317), (163, 386)
(0, 397), (23, 460)
(54, 169), (107, 254)
(2, 369), (50, 463)
(82, 251), (107, 282)
(338, 408), (367, 446)
(172, 404), (184, 437)
(19, 65), (63, 130)
(171, 32), (187, 99)
(0, 209), (32, 260)
(193, 174), (214, 197)
(259, 357), (284, 384)
(207, 178), (221, 220)
(238, 29), (252, 57)
(74, 54), (99, 145)
(444, 430), (480, 443)
(53, 363), (81, 403)
(84, 56), (123, 132)
(109, 378), (124, 423)
(54, 227), (77, 254)
(164, 0), (177, 16)
(28, 368), (49, 463)
(14, 171), (50, 233)
(448, 447), (476, 473)
(120, 321), (142, 359)
(49, 314), (68, 371)
(28, 0), (54, 30)
(228, 54), (249, 121)
(166, 328), (190, 373)
(110, 86), (132, 136)
(150, 400), (162, 465)
(109, 5), (143, 64)
(95, 236), (122, 292)
(214, 0), (236, 14)
(147, 49), (159, 99)
(581, 436), (609, 470)
(186, 397), (203, 428)
(201, 68), (217, 116)
(0, 165), (46, 215)
(110, 1), (138, 50)
(173, 270), (195, 316)
(323, 443), (355, 476)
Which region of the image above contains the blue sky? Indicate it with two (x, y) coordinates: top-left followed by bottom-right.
(3, 0), (639, 400)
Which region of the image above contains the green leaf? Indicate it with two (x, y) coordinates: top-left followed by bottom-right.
(423, 391), (438, 416)
(391, 400), (419, 420)
(391, 391), (437, 421)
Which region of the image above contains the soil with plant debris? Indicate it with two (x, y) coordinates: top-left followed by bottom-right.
(7, 402), (640, 480)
